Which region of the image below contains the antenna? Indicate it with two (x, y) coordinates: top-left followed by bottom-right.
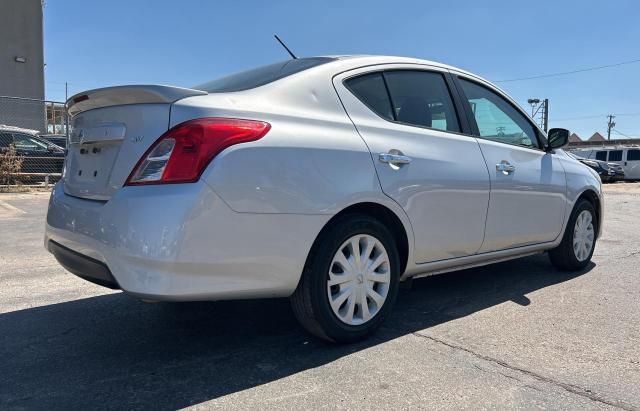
(274, 34), (297, 59)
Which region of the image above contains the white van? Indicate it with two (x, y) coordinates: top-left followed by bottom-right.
(572, 146), (640, 179)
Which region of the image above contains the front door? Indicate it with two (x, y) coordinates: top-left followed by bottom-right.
(455, 77), (567, 252)
(334, 66), (490, 263)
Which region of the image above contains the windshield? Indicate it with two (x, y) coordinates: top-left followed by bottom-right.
(195, 57), (336, 93)
(14, 134), (50, 151)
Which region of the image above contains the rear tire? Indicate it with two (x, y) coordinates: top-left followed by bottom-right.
(549, 199), (597, 271)
(291, 214), (400, 343)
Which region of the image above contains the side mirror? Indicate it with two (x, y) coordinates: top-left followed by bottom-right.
(546, 128), (569, 151)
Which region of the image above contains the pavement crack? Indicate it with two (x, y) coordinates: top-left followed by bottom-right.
(621, 250), (640, 259)
(413, 332), (637, 411)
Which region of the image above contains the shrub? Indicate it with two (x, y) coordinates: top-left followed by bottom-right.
(0, 144), (24, 185)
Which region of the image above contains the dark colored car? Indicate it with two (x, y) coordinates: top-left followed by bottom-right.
(0, 128), (65, 182)
(39, 134), (68, 149)
(568, 152), (616, 183)
(607, 162), (625, 182)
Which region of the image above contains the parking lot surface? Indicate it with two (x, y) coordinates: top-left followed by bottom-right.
(1, 185), (639, 410)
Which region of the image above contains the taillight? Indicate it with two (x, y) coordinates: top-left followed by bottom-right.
(126, 118), (270, 185)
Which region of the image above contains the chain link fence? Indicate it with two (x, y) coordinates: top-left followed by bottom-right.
(0, 96), (69, 187)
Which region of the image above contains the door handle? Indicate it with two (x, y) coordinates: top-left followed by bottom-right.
(496, 161), (516, 174)
(379, 153), (412, 165)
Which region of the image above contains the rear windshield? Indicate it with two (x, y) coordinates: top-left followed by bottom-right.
(196, 57), (336, 93)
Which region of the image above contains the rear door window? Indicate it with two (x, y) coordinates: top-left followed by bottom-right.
(595, 151), (607, 161)
(384, 70), (460, 132)
(608, 150), (623, 161)
(627, 149), (640, 161)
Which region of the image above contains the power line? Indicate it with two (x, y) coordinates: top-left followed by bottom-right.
(495, 58), (640, 82)
(612, 129), (638, 138)
(551, 114), (606, 121)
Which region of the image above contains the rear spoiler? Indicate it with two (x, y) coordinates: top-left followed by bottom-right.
(66, 85), (207, 116)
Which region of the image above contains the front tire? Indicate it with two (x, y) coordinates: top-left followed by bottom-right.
(291, 214), (400, 343)
(549, 199), (597, 271)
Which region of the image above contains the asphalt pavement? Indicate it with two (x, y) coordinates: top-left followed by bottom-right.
(0, 185), (639, 410)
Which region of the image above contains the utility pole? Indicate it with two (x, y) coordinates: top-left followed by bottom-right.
(527, 98), (549, 131)
(65, 82), (69, 139)
(527, 98), (541, 118)
(607, 114), (616, 140)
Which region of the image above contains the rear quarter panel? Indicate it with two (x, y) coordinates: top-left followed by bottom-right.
(169, 81), (418, 274)
(170, 87), (386, 215)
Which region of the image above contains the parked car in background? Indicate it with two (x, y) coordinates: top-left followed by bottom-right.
(566, 152), (618, 183)
(572, 146), (640, 180)
(0, 125), (65, 183)
(45, 56), (603, 343)
(607, 162), (625, 181)
(39, 134), (68, 149)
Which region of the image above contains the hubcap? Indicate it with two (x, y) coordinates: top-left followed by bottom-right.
(327, 234), (391, 326)
(573, 210), (595, 262)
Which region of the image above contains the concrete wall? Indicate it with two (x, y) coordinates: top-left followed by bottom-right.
(0, 0), (45, 131)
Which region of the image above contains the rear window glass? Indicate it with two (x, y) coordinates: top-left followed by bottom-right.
(628, 149), (640, 161)
(344, 72), (394, 121)
(195, 57), (336, 93)
(608, 150), (623, 161)
(595, 151), (607, 161)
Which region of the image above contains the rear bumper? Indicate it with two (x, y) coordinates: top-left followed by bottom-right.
(48, 240), (119, 289)
(45, 181), (329, 301)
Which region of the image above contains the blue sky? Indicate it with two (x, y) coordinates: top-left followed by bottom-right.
(44, 0), (640, 139)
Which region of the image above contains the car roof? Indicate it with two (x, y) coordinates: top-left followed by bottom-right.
(327, 55), (484, 80)
(0, 124), (39, 135)
(300, 55), (505, 98)
(198, 55), (490, 93)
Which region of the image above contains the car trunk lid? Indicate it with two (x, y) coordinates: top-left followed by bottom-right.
(64, 85), (206, 200)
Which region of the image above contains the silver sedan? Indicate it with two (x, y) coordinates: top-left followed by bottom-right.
(45, 56), (603, 342)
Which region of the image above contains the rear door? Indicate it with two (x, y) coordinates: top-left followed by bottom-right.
(334, 66), (490, 263)
(624, 148), (640, 178)
(453, 76), (566, 252)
